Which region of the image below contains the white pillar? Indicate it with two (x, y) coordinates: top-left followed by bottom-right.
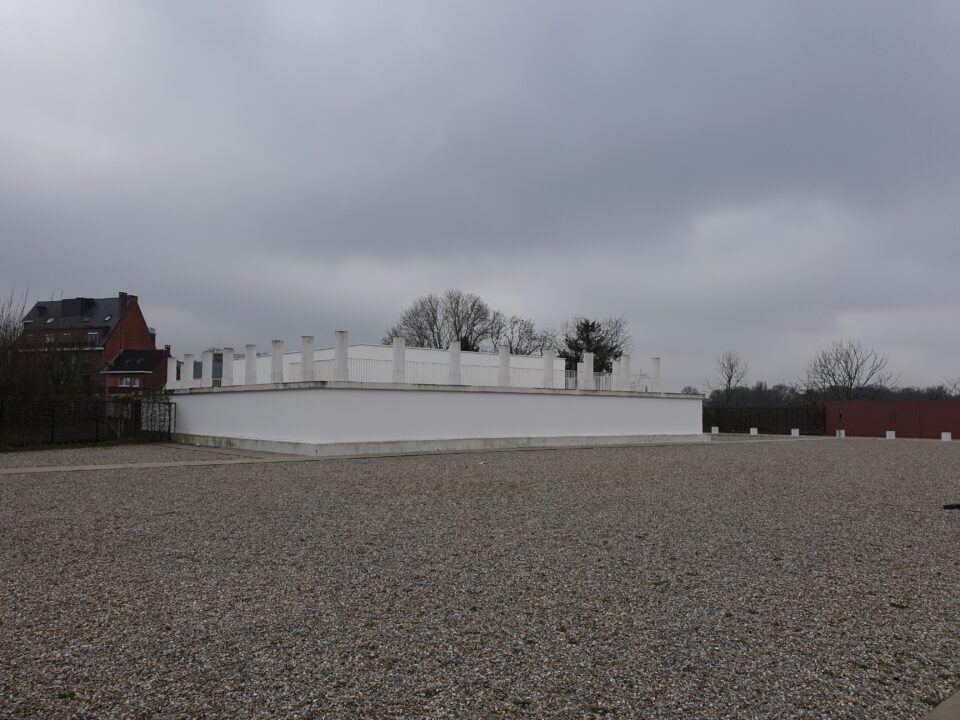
(166, 356), (178, 390)
(885, 430), (896, 439)
(498, 344), (510, 387)
(651, 356), (661, 392)
(620, 354), (631, 392)
(244, 344), (257, 385)
(271, 340), (283, 383)
(221, 348), (234, 387)
(542, 348), (555, 389)
(750, 427), (758, 436)
(335, 330), (349, 381)
(791, 428), (800, 437)
(183, 354), (195, 388)
(201, 350), (213, 388)
(611, 359), (621, 391)
(301, 336), (314, 382)
(942, 432), (952, 441)
(580, 352), (595, 390)
(392, 337), (406, 384)
(448, 342), (462, 385)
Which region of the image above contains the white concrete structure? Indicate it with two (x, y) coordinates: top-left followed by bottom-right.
(749, 427), (758, 436)
(172, 382), (705, 457)
(221, 347), (234, 387)
(711, 426), (719, 435)
(334, 331), (349, 382)
(836, 429), (846, 438)
(201, 351), (214, 388)
(392, 338), (406, 384)
(300, 337), (314, 382)
(943, 432), (953, 442)
(244, 345), (257, 386)
(448, 343), (462, 385)
(791, 428), (800, 437)
(167, 356), (178, 389)
(886, 430), (896, 439)
(182, 354), (195, 388)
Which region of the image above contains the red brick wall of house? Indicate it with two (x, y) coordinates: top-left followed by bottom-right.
(825, 401), (960, 439)
(103, 296), (155, 367)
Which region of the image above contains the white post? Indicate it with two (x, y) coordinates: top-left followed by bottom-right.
(392, 337), (406, 384)
(271, 340), (283, 383)
(301, 336), (314, 382)
(791, 428), (800, 437)
(620, 354), (632, 392)
(942, 432), (952, 441)
(580, 352), (595, 390)
(542, 348), (555, 389)
(166, 356), (178, 390)
(448, 342), (462, 385)
(611, 359), (621, 391)
(711, 426), (719, 435)
(498, 344), (510, 387)
(750, 427), (758, 436)
(183, 354), (195, 388)
(244, 344), (257, 385)
(201, 350), (213, 388)
(885, 430), (896, 439)
(837, 429), (846, 438)
(335, 330), (349, 381)
(651, 356), (661, 392)
(221, 348), (234, 387)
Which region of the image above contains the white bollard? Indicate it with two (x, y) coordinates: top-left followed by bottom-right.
(542, 348), (555, 389)
(244, 344), (257, 385)
(885, 430), (896, 439)
(498, 344), (510, 387)
(749, 427), (758, 436)
(166, 356), (178, 390)
(301, 336), (314, 382)
(791, 428), (800, 437)
(221, 347), (234, 387)
(271, 340), (283, 384)
(183, 353), (195, 388)
(836, 429), (846, 438)
(943, 432), (952, 442)
(335, 330), (349, 381)
(711, 426), (719, 435)
(201, 350), (214, 387)
(392, 337), (406, 384)
(448, 342), (462, 385)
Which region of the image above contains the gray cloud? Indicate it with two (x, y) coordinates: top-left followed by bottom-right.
(2, 0), (959, 389)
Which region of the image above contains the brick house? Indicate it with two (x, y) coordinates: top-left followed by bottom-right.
(20, 292), (168, 393)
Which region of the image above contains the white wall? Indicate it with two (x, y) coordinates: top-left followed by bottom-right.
(173, 383), (703, 456)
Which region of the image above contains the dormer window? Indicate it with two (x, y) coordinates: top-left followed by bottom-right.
(87, 332), (99, 346)
(103, 315), (112, 321)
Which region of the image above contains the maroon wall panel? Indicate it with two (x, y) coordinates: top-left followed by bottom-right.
(825, 401), (960, 439)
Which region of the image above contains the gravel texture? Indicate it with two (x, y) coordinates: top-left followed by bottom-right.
(1, 439), (958, 718)
(0, 443), (257, 469)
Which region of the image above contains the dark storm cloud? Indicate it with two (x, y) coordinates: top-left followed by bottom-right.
(1, 1), (958, 386)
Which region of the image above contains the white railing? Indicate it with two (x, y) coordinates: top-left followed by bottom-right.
(349, 357), (392, 383)
(462, 363), (499, 386)
(405, 361), (448, 385)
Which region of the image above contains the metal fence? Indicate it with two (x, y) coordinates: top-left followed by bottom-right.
(703, 405), (825, 435)
(0, 396), (175, 449)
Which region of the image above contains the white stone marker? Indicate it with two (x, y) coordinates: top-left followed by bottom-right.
(791, 428), (800, 437)
(244, 344), (257, 385)
(942, 432), (952, 441)
(392, 337), (406, 384)
(201, 350), (214, 387)
(335, 330), (349, 381)
(885, 430), (896, 439)
(301, 336), (314, 382)
(711, 426), (719, 435)
(542, 348), (555, 389)
(271, 340), (283, 384)
(448, 342), (462, 385)
(750, 427), (758, 436)
(166, 356), (178, 390)
(498, 344), (510, 387)
(221, 348), (234, 387)
(183, 353), (195, 388)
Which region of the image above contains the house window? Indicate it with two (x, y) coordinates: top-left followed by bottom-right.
(87, 332), (99, 346)
(119, 377), (131, 387)
(44, 334), (55, 344)
(133, 378), (141, 388)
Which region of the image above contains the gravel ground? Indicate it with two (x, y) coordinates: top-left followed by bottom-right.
(1, 439), (958, 719)
(0, 443), (257, 469)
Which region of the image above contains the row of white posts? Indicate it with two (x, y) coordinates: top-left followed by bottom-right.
(169, 331), (660, 392)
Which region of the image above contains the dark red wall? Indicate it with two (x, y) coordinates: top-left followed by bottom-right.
(826, 401), (960, 439)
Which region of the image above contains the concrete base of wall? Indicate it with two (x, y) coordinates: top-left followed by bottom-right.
(173, 432), (711, 458)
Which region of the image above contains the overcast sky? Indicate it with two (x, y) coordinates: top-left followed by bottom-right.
(2, 1), (958, 390)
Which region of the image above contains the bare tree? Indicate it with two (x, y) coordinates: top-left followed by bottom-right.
(489, 313), (546, 355)
(802, 338), (895, 400)
(708, 351), (748, 407)
(551, 316), (632, 371)
(944, 376), (960, 399)
(382, 289), (502, 351)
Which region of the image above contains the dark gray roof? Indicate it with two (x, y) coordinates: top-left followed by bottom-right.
(22, 296), (122, 336)
(104, 349), (166, 373)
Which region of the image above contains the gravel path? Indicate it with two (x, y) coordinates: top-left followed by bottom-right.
(0, 443), (261, 469)
(1, 439), (958, 718)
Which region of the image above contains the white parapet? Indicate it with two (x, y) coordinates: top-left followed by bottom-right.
(791, 428), (800, 437)
(498, 345), (510, 387)
(943, 432), (952, 441)
(543, 348), (555, 389)
(301, 336), (314, 382)
(271, 340), (284, 384)
(166, 356), (178, 390)
(392, 337), (406, 384)
(885, 430), (896, 439)
(183, 354), (195, 388)
(244, 344), (257, 385)
(448, 342), (462, 385)
(335, 330), (349, 382)
(651, 356), (661, 393)
(221, 348), (234, 387)
(201, 351), (214, 388)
